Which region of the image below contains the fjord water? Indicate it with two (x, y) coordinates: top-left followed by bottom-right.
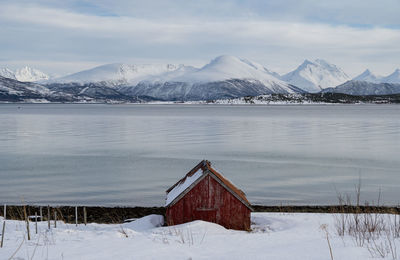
(0, 104), (399, 206)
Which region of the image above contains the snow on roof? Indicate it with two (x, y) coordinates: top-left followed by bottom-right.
(165, 168), (204, 206)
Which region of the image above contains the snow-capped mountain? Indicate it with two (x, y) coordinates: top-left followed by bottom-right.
(52, 56), (284, 88)
(53, 63), (180, 85)
(324, 68), (400, 95)
(352, 69), (400, 84)
(119, 55), (303, 100)
(352, 69), (382, 83)
(143, 55), (285, 85)
(382, 69), (400, 84)
(15, 66), (49, 82)
(281, 59), (350, 93)
(321, 81), (400, 96)
(49, 55), (302, 101)
(0, 66), (49, 82)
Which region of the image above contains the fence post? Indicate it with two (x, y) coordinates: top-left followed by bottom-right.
(75, 206), (78, 227)
(84, 207), (87, 226)
(24, 205), (30, 240)
(40, 206), (43, 221)
(54, 210), (57, 228)
(1, 221), (5, 248)
(1, 204), (6, 248)
(47, 205), (50, 229)
(35, 211), (38, 234)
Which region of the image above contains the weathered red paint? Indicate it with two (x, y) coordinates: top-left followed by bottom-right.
(166, 163), (251, 231)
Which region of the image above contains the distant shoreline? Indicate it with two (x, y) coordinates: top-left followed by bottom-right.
(2, 205), (399, 224)
(0, 93), (400, 105)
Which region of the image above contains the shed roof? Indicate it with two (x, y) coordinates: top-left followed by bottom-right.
(165, 160), (252, 210)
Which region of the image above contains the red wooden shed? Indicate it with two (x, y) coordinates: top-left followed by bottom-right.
(165, 160), (252, 231)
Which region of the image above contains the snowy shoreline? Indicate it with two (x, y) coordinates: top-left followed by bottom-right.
(2, 205), (400, 224)
(2, 212), (400, 259)
(0, 100), (397, 105)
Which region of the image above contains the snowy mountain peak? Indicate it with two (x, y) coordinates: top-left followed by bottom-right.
(208, 55), (241, 65)
(197, 55), (280, 78)
(298, 59), (314, 68)
(314, 59), (332, 67)
(352, 69), (381, 83)
(201, 55), (258, 75)
(14, 66), (49, 82)
(0, 66), (49, 82)
(389, 68), (400, 76)
(162, 55), (287, 86)
(382, 68), (400, 84)
(303, 59), (312, 64)
(0, 67), (16, 80)
(194, 55), (281, 81)
(355, 69), (374, 78)
(281, 59), (350, 93)
(203, 55), (257, 73)
(300, 59), (342, 73)
(352, 68), (400, 84)
(132, 55), (285, 89)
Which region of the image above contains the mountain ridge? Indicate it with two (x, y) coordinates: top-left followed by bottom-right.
(1, 56), (400, 99)
(321, 80), (400, 95)
(352, 68), (400, 84)
(115, 55), (301, 100)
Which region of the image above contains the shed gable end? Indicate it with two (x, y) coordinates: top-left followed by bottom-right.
(165, 160), (252, 211)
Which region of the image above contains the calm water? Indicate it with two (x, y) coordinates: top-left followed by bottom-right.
(0, 104), (399, 206)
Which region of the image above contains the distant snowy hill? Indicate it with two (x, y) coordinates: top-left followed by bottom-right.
(382, 69), (400, 84)
(0, 76), (147, 103)
(352, 69), (400, 84)
(352, 69), (382, 83)
(281, 59), (350, 93)
(321, 80), (400, 95)
(52, 63), (179, 85)
(0, 66), (49, 82)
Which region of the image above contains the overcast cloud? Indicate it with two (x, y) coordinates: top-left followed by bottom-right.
(0, 0), (399, 76)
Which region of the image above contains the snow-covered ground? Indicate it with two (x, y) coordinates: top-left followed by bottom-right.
(2, 213), (398, 260)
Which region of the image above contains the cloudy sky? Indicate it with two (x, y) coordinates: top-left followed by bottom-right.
(1, 0), (399, 77)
